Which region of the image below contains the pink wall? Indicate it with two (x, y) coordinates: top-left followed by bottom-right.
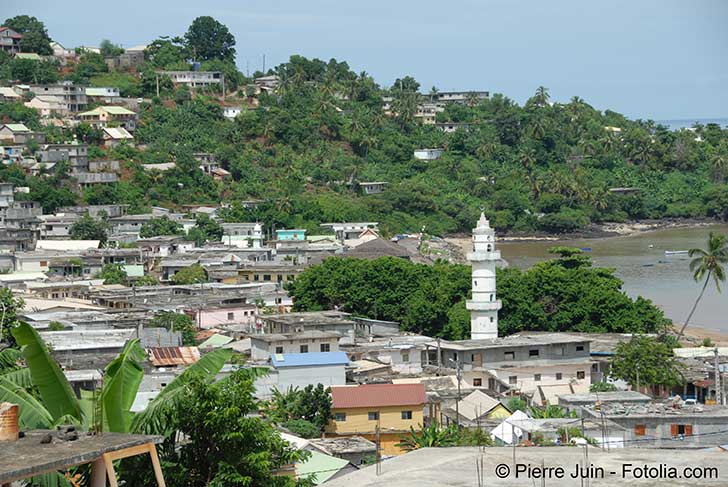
(196, 307), (258, 329)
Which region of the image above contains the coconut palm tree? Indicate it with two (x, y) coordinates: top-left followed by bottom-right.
(710, 147), (728, 183)
(534, 86), (550, 107)
(678, 232), (728, 337)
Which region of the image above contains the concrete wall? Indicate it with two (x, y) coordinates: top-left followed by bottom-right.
(491, 363), (591, 394)
(250, 336), (340, 361)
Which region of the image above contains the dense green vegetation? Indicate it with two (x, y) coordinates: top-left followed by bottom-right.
(609, 335), (685, 388)
(2, 16), (728, 236)
(287, 250), (670, 340)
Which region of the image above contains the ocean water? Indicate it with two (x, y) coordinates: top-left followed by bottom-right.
(654, 118), (728, 130)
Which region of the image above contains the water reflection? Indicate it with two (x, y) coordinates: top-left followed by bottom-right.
(499, 224), (728, 332)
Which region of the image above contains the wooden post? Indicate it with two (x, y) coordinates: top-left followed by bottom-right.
(90, 458), (106, 487)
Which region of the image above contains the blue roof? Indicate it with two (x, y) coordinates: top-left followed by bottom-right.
(271, 351), (349, 368)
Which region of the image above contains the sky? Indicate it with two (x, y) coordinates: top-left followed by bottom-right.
(4, 0), (728, 120)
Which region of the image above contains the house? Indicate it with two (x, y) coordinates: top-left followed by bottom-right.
(259, 311), (355, 335)
(0, 86), (21, 102)
(50, 41), (75, 63)
(88, 160), (121, 173)
(38, 213), (81, 239)
(430, 90), (489, 104)
(24, 95), (64, 117)
(360, 181), (387, 195)
(254, 75), (279, 90)
(271, 351), (349, 389)
(580, 401), (728, 448)
(0, 27), (22, 54)
(105, 49), (145, 70)
(413, 148), (444, 161)
(185, 303), (258, 330)
(159, 71), (222, 87)
(344, 238), (414, 260)
(78, 106), (137, 131)
(236, 263), (303, 287)
(37, 143), (89, 173)
(275, 228), (306, 241)
(0, 124), (44, 145)
(435, 122), (471, 133)
(326, 383), (427, 455)
(102, 127), (134, 147)
(320, 222), (379, 243)
(250, 330), (342, 361)
(558, 391), (652, 412)
(84, 87), (121, 104)
(432, 333), (594, 396)
(347, 334), (432, 375)
(308, 437), (376, 466)
(221, 222), (264, 249)
(15, 52), (42, 61)
(28, 82), (87, 113)
(441, 389), (511, 427)
(73, 172), (119, 187)
(223, 106), (242, 119)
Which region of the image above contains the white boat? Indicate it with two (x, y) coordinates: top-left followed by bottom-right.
(664, 250), (689, 255)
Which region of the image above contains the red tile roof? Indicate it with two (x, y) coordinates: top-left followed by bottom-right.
(331, 384), (427, 409)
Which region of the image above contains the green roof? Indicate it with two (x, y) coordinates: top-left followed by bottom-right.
(3, 123), (30, 132)
(78, 107), (104, 117)
(15, 53), (41, 61)
(122, 264), (144, 277)
(102, 106), (135, 115)
(296, 451), (350, 485)
(85, 88), (110, 96)
(199, 334), (233, 348)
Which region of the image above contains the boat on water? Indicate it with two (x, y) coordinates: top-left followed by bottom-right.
(664, 250), (689, 255)
(580, 247), (592, 252)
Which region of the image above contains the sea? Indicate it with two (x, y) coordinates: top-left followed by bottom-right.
(654, 117), (728, 131)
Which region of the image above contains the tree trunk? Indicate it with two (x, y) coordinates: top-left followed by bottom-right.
(678, 272), (711, 338)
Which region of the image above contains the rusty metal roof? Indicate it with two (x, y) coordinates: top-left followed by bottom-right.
(148, 346), (200, 367)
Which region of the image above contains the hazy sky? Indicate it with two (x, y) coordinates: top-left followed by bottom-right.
(4, 0), (727, 120)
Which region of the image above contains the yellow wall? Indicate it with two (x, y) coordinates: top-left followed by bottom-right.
(327, 405), (423, 435)
(486, 404), (512, 419)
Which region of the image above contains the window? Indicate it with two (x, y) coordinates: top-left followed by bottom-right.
(529, 349), (539, 357)
(671, 424), (692, 436)
(402, 352), (410, 363)
(368, 411), (379, 421)
(263, 274), (271, 281)
(40, 260), (48, 267)
(473, 378), (482, 387)
(576, 371), (585, 380)
(320, 343), (330, 352)
(508, 376), (517, 385)
(275, 346), (283, 354)
(489, 317), (494, 323)
(504, 352), (515, 361)
(534, 374), (541, 382)
(576, 345), (585, 352)
(227, 312), (234, 321)
(300, 345), (309, 353)
(335, 412), (346, 422)
(635, 425), (646, 436)
(401, 411), (413, 420)
(555, 346), (565, 356)
(556, 373), (563, 380)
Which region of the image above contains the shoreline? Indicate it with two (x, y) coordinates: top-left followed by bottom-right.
(678, 325), (728, 347)
(497, 217), (721, 242)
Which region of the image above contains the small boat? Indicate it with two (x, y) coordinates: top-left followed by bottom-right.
(665, 250), (689, 256)
(642, 263), (655, 267)
(580, 247), (592, 252)
(648, 244), (654, 248)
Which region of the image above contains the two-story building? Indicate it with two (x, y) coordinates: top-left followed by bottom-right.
(37, 143), (89, 173)
(160, 71), (222, 88)
(28, 82), (87, 113)
(0, 27), (22, 54)
(250, 330), (342, 361)
(432, 333), (594, 397)
(326, 383), (427, 455)
(78, 106), (137, 131)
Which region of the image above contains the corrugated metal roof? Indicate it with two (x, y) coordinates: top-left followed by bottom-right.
(2, 123), (30, 132)
(36, 240), (100, 251)
(103, 127), (133, 139)
(271, 351), (349, 368)
(331, 383), (426, 409)
(149, 346), (200, 366)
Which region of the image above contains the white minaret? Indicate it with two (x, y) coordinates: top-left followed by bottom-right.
(466, 212), (502, 340)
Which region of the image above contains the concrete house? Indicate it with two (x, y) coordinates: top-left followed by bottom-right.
(0, 27), (22, 54)
(37, 143), (89, 173)
(250, 330), (342, 361)
(185, 303), (258, 330)
(102, 127), (134, 147)
(84, 87), (121, 104)
(160, 71), (222, 87)
(28, 82), (88, 113)
(433, 333), (594, 396)
(360, 182), (387, 195)
(413, 148), (444, 161)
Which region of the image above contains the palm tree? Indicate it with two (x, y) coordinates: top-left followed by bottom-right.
(534, 86), (550, 107)
(678, 232), (728, 337)
(710, 148), (728, 183)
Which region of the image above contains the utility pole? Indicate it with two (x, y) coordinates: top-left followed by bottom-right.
(715, 347), (721, 405)
(375, 425), (381, 476)
(449, 357), (462, 429)
(155, 73), (159, 97)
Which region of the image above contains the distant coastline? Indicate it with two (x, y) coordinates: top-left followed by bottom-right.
(655, 117), (728, 130)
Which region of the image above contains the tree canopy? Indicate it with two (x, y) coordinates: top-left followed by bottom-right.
(609, 335), (685, 388)
(184, 16), (236, 62)
(3, 15), (52, 54)
(287, 253), (669, 339)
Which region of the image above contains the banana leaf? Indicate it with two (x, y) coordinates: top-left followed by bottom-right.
(11, 322), (82, 422)
(0, 366), (32, 388)
(99, 339), (145, 432)
(132, 347), (232, 434)
(0, 376), (53, 428)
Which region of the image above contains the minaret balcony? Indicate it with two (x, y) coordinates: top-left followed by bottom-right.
(466, 250), (501, 261)
(465, 299), (502, 311)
